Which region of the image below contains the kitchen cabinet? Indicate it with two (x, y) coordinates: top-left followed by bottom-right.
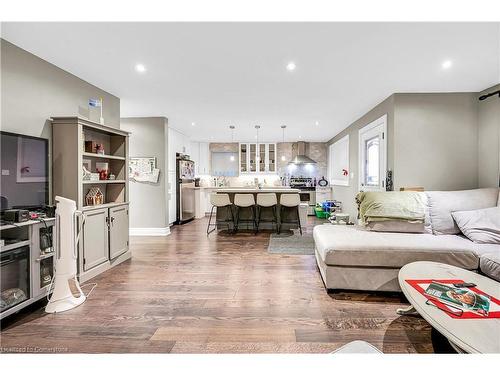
(203, 188), (215, 214)
(199, 142), (210, 175)
(168, 127), (191, 168)
(239, 143), (277, 174)
(82, 207), (109, 271)
(189, 141), (210, 176)
(194, 189), (205, 219)
(109, 204), (129, 259)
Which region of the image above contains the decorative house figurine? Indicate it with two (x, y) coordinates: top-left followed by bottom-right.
(85, 187), (104, 206)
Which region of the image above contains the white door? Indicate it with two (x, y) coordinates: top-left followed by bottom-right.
(359, 114), (387, 192)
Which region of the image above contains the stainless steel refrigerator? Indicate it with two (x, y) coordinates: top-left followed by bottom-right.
(176, 155), (195, 224)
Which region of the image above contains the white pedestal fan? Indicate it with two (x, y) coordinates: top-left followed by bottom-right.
(45, 196), (86, 313)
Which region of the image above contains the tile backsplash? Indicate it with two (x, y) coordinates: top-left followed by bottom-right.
(199, 141), (328, 186)
(200, 174), (282, 187)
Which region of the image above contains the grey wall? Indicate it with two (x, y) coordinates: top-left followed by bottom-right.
(327, 91), (487, 219)
(477, 84), (500, 188)
(1, 39), (120, 205)
(327, 95), (395, 219)
(1, 39), (120, 137)
(121, 117), (168, 229)
(393, 93), (478, 191)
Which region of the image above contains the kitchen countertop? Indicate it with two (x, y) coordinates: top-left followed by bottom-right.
(214, 187), (301, 193)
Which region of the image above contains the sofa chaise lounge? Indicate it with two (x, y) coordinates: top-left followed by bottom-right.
(314, 188), (500, 292)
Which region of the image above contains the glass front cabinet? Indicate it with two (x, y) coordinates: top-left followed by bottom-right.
(239, 143), (277, 174)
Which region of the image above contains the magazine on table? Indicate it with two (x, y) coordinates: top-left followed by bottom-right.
(424, 281), (491, 317)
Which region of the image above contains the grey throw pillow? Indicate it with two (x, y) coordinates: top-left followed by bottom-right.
(451, 207), (500, 244)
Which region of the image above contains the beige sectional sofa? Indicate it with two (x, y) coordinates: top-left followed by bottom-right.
(313, 188), (500, 292)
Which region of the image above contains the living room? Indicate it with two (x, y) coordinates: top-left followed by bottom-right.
(1, 1), (500, 374)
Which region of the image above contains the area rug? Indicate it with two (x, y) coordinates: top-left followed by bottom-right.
(267, 231), (315, 255)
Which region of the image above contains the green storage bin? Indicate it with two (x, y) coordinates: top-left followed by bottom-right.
(314, 208), (329, 219)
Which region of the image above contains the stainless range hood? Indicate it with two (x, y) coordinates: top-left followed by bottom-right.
(289, 141), (317, 165)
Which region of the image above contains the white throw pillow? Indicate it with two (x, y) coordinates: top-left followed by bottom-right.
(366, 220), (425, 233)
(426, 188), (499, 235)
(451, 207), (500, 244)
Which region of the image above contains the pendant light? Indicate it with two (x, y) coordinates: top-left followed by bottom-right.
(255, 125), (261, 162)
(281, 125), (287, 161)
(229, 125), (236, 161)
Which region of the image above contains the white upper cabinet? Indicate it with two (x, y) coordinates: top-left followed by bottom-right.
(168, 127), (191, 171)
(239, 143), (277, 174)
(188, 141), (210, 176)
(198, 142), (210, 175)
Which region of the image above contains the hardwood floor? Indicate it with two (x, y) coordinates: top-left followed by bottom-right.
(0, 217), (442, 354)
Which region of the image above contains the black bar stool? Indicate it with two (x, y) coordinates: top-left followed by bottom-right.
(234, 193), (257, 233)
(279, 193), (302, 235)
(256, 193), (278, 233)
(207, 193), (234, 235)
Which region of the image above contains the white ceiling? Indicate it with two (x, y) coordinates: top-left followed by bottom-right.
(2, 22), (499, 142)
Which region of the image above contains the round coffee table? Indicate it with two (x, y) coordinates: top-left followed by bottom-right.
(398, 261), (500, 353)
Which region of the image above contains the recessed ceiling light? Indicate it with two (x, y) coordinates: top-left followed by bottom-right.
(191, 122), (196, 126)
(441, 60), (452, 70)
(286, 61), (296, 71)
(135, 63), (146, 73)
(315, 121), (319, 126)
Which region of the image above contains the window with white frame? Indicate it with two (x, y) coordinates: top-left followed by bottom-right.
(359, 114), (387, 191)
(328, 134), (349, 186)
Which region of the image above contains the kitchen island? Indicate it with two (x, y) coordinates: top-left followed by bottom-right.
(215, 187), (301, 194)
(213, 187), (302, 232)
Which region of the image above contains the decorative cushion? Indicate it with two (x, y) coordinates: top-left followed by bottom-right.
(451, 207), (500, 244)
(426, 188), (499, 235)
(366, 220), (425, 233)
(479, 252), (500, 282)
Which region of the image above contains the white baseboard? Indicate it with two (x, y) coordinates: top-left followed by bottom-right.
(129, 227), (171, 236)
